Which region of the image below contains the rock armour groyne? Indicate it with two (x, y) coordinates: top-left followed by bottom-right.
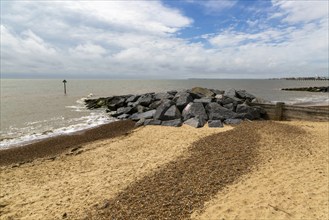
(282, 86), (329, 93)
(85, 87), (267, 128)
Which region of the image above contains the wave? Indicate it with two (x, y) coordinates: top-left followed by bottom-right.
(0, 96), (115, 149)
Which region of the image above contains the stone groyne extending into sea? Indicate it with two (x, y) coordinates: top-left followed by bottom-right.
(85, 87), (267, 128)
(282, 86), (329, 93)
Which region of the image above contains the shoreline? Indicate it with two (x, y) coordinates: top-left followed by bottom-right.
(0, 120), (327, 219)
(0, 120), (135, 167)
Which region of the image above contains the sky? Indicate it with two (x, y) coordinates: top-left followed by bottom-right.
(1, 0), (328, 79)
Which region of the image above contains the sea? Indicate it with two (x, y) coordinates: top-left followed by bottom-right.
(1, 79), (328, 149)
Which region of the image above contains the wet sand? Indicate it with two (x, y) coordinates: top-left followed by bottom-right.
(0, 120), (135, 166)
(0, 121), (328, 220)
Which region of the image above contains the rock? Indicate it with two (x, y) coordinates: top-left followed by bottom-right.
(194, 98), (213, 104)
(115, 107), (133, 115)
(154, 100), (174, 120)
(107, 96), (126, 111)
(224, 119), (242, 124)
(236, 90), (256, 100)
(163, 105), (181, 120)
(86, 87), (266, 127)
(161, 119), (182, 127)
(154, 92), (174, 100)
(182, 102), (208, 121)
(127, 101), (137, 107)
(191, 87), (215, 97)
(224, 88), (237, 98)
(184, 117), (206, 128)
(223, 103), (235, 111)
(251, 97), (268, 104)
(210, 89), (224, 95)
(126, 95), (140, 103)
(149, 100), (163, 109)
(136, 94), (153, 106)
(129, 110), (156, 121)
(236, 103), (262, 120)
(282, 86), (329, 93)
(205, 102), (237, 121)
(136, 105), (146, 113)
(215, 94), (223, 99)
(220, 96), (243, 105)
(144, 119), (162, 125)
(208, 120), (224, 128)
(174, 92), (194, 111)
(85, 98), (107, 109)
(167, 90), (178, 96)
(135, 118), (146, 127)
(117, 114), (130, 119)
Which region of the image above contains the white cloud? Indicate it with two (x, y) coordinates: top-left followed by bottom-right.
(1, 0), (328, 78)
(272, 0), (328, 23)
(69, 43), (107, 59)
(206, 13), (328, 75)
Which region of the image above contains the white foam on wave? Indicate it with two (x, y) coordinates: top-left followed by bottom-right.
(0, 112), (116, 149)
(0, 96), (116, 149)
(285, 95), (329, 105)
(65, 97), (91, 112)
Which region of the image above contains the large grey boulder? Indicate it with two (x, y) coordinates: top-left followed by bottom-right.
(161, 119), (183, 127)
(149, 100), (163, 109)
(136, 94), (153, 106)
(223, 103), (235, 111)
(191, 87), (215, 98)
(144, 119), (162, 126)
(194, 98), (213, 104)
(208, 120), (224, 128)
(236, 103), (262, 120)
(107, 96), (126, 111)
(126, 95), (140, 103)
(167, 90), (178, 96)
(174, 92), (194, 111)
(224, 119), (242, 125)
(205, 102), (237, 121)
(219, 96), (243, 105)
(129, 109), (156, 121)
(135, 105), (147, 113)
(85, 98), (107, 109)
(182, 102), (208, 121)
(210, 89), (224, 95)
(224, 88), (237, 98)
(184, 117), (206, 128)
(117, 106), (133, 114)
(236, 90), (256, 100)
(154, 100), (174, 120)
(154, 92), (174, 100)
(111, 106), (133, 117)
(135, 118), (146, 127)
(163, 105), (181, 120)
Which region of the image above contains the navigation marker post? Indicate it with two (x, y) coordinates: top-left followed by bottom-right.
(63, 79), (67, 94)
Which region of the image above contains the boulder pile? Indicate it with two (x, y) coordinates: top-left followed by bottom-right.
(84, 87), (266, 128)
(282, 86), (329, 93)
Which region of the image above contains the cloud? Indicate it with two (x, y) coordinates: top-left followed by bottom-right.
(271, 0), (328, 23)
(1, 0), (328, 78)
(1, 1), (196, 77)
(206, 9), (328, 75)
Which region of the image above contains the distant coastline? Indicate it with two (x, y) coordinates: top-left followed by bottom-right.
(270, 76), (329, 80)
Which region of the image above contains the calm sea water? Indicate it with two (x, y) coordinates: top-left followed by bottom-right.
(1, 79), (328, 148)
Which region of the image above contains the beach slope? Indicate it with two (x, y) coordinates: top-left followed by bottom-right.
(0, 121), (328, 219)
